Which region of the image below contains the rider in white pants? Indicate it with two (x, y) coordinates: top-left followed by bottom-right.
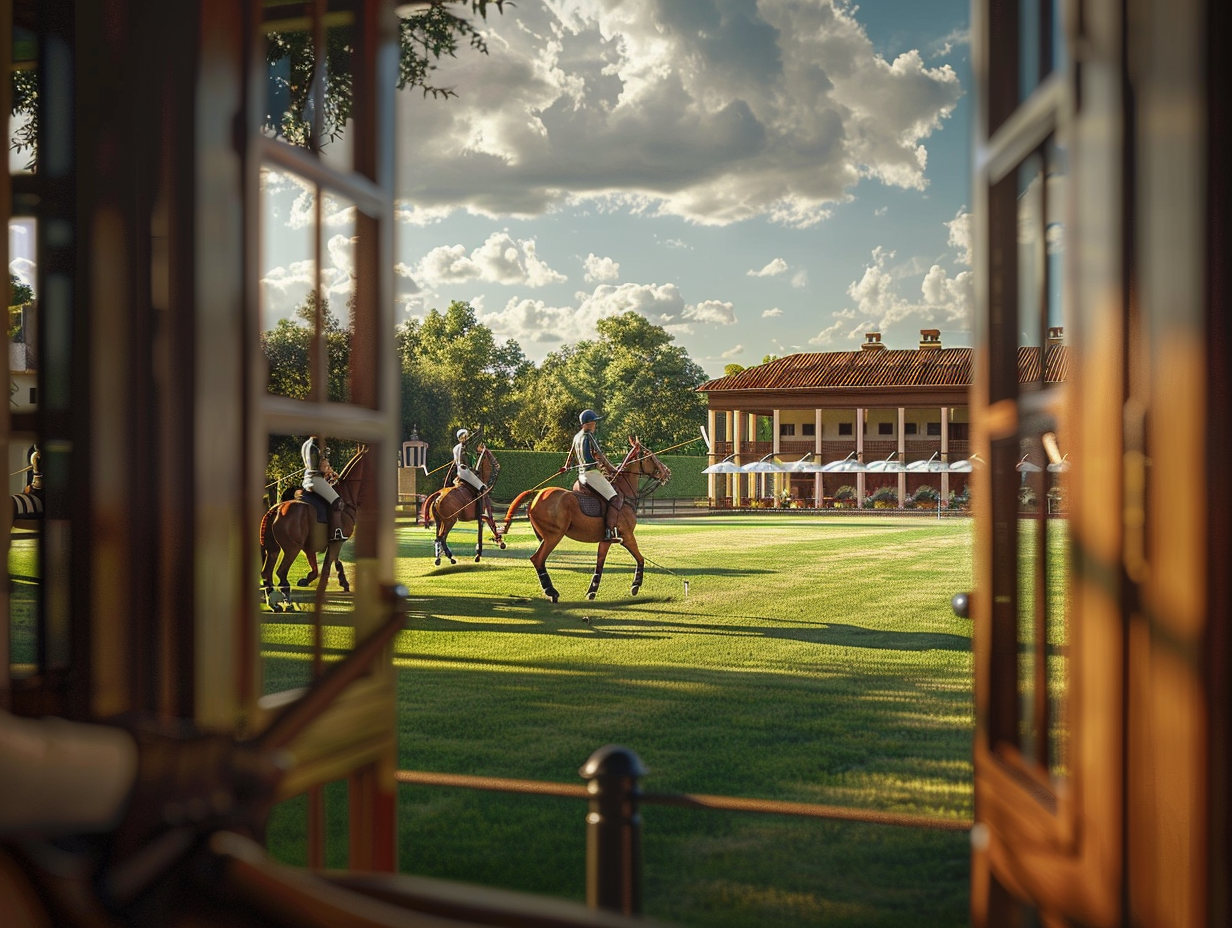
(569, 409), (623, 541)
(301, 436), (344, 540)
(452, 427), (493, 521)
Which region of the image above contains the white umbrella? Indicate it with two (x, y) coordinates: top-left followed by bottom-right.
(702, 455), (743, 474)
(906, 453), (948, 473)
(1047, 456), (1071, 473)
(948, 458), (976, 472)
(820, 453), (867, 473)
(741, 453), (788, 473)
(866, 454), (906, 473)
(786, 452), (826, 473)
(1016, 455), (1043, 473)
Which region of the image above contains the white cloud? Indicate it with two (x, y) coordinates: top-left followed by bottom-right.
(395, 0), (963, 228)
(684, 299), (737, 326)
(748, 257), (789, 277)
(416, 231), (566, 288)
(791, 269), (809, 288)
(762, 307), (783, 318)
(946, 208), (972, 265)
(874, 205), (888, 216)
(662, 238), (692, 250)
(583, 252), (621, 283)
(721, 344), (745, 358)
(809, 308), (860, 346)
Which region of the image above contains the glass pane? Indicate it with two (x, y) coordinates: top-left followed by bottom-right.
(320, 190), (355, 404)
(8, 431), (41, 680)
(319, 1), (357, 172)
(1017, 433), (1046, 761)
(261, 167), (317, 400)
(1045, 137), (1067, 351)
(262, 6), (317, 147)
(1044, 430), (1070, 779)
(260, 433), (365, 698)
(9, 218), (38, 411)
(10, 28), (38, 174)
(1018, 0), (1042, 101)
(1017, 152), (1044, 387)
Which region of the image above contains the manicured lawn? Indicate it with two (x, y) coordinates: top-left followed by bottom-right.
(264, 515), (975, 927)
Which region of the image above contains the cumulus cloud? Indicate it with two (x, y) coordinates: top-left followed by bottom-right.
(721, 344), (745, 358)
(946, 208), (972, 265)
(394, 0), (963, 228)
(791, 269), (809, 288)
(416, 231), (566, 288)
(843, 239), (972, 338)
(475, 280), (737, 354)
(748, 258), (789, 277)
(583, 253), (621, 283)
(762, 307), (783, 318)
(809, 308), (861, 346)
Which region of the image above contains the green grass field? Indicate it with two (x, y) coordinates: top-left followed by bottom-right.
(264, 514), (976, 928)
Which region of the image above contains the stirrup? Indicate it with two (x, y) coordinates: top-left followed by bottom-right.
(604, 527), (621, 542)
(331, 528), (345, 541)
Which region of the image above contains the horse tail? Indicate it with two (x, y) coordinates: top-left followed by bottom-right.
(259, 504), (278, 547)
(421, 490), (442, 527)
(502, 490), (535, 535)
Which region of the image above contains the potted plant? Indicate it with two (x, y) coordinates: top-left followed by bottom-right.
(834, 485), (856, 508)
(911, 485), (940, 509)
(868, 485), (898, 509)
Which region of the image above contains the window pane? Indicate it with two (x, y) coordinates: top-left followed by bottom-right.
(10, 28), (38, 174)
(260, 433), (365, 698)
(9, 219), (37, 412)
(1018, 152), (1044, 387)
(1045, 430), (1070, 779)
(1017, 434), (1047, 761)
(262, 8), (317, 146)
(261, 167), (317, 400)
(1019, 0), (1043, 101)
(8, 431), (41, 680)
(320, 190), (356, 404)
(319, 1), (358, 173)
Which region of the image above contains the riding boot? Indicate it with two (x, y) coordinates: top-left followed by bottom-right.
(329, 498), (345, 541)
(604, 494), (624, 542)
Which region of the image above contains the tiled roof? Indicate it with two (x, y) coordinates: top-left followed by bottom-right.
(696, 346), (1067, 392)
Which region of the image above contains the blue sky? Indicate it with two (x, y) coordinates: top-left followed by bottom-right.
(255, 0), (973, 380)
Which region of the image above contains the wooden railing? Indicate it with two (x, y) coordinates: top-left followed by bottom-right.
(396, 746), (971, 918)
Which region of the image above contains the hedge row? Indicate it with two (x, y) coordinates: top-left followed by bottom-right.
(417, 448), (709, 500)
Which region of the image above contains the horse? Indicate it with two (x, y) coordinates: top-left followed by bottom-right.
(421, 444), (506, 565)
(501, 437), (671, 602)
(259, 446), (367, 612)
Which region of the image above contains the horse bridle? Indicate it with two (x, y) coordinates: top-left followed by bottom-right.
(613, 443), (671, 507)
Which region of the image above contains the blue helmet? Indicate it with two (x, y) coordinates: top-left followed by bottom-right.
(579, 409), (602, 425)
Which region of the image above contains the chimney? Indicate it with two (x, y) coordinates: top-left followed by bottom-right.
(861, 332), (886, 351)
(1047, 326), (1064, 345)
(918, 328), (942, 350)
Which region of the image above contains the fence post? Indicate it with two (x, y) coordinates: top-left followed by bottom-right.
(580, 745), (646, 916)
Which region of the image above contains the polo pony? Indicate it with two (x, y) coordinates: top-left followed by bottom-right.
(502, 437), (671, 602)
(260, 445), (367, 611)
(422, 444), (505, 565)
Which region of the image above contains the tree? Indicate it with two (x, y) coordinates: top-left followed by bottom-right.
(509, 312), (709, 455)
(10, 1), (507, 168)
(9, 273), (34, 340)
(723, 363), (745, 378)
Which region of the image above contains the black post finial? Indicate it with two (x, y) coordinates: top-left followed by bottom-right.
(580, 745), (646, 915)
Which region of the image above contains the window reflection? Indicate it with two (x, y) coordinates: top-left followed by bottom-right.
(261, 167), (317, 400)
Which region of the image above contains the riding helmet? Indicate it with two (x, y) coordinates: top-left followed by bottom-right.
(579, 409), (602, 425)
(456, 428), (470, 441)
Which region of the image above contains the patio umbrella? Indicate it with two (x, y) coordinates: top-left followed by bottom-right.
(1047, 456), (1071, 473)
(1016, 455), (1043, 473)
(906, 453), (948, 473)
(865, 454), (906, 473)
(786, 452), (826, 473)
(741, 452), (788, 473)
(948, 458), (977, 472)
(701, 454), (743, 474)
(820, 453), (867, 473)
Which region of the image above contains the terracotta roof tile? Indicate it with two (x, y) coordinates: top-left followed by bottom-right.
(697, 346), (1066, 392)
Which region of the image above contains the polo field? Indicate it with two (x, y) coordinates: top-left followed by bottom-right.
(258, 514), (977, 927)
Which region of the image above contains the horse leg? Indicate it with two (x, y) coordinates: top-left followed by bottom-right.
(530, 534), (563, 603)
(620, 533), (646, 596)
(275, 548), (298, 611)
(587, 541), (614, 600)
(335, 557), (349, 593)
(474, 516), (484, 562)
(298, 549), (320, 587)
(261, 545), (281, 612)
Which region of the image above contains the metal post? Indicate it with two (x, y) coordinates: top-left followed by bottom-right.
(580, 745), (646, 915)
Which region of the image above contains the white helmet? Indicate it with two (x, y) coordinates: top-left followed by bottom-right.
(456, 428), (470, 441)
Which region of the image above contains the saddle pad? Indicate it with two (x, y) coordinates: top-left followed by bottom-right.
(298, 492), (330, 525)
(11, 493), (43, 519)
(575, 493), (602, 518)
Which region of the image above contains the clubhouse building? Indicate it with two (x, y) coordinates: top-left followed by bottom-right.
(696, 328), (1068, 507)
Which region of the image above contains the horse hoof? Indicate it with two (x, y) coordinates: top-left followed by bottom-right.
(499, 542), (507, 550)
(474, 555), (482, 563)
(434, 557), (441, 566)
(340, 584), (350, 594)
(630, 585), (641, 596)
(449, 557), (457, 565)
(296, 575), (316, 588)
(587, 591), (596, 601)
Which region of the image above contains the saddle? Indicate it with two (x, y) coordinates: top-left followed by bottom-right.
(571, 481), (605, 518)
(292, 489), (331, 526)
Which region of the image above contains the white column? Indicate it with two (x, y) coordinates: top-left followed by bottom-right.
(772, 409), (781, 501)
(897, 406), (907, 508)
(732, 409), (744, 506)
(940, 406), (950, 503)
(707, 408), (717, 502)
(814, 408), (823, 506)
(856, 407), (865, 503)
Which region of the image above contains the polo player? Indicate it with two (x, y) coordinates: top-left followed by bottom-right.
(452, 427), (494, 523)
(567, 409), (623, 541)
(301, 436), (344, 541)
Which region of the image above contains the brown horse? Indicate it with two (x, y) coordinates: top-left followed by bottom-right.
(260, 446), (367, 611)
(422, 444), (505, 565)
(502, 437), (671, 602)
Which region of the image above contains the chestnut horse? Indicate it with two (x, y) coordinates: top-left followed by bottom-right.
(260, 446), (367, 611)
(501, 437), (671, 602)
(421, 445), (505, 565)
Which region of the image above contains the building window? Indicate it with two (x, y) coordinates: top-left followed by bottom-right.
(779, 423), (795, 436)
(838, 422), (853, 436)
(905, 422), (918, 435)
(29, 387), (37, 404)
(802, 423), (816, 437)
(927, 422), (942, 436)
(949, 423), (969, 441)
(878, 422), (893, 435)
